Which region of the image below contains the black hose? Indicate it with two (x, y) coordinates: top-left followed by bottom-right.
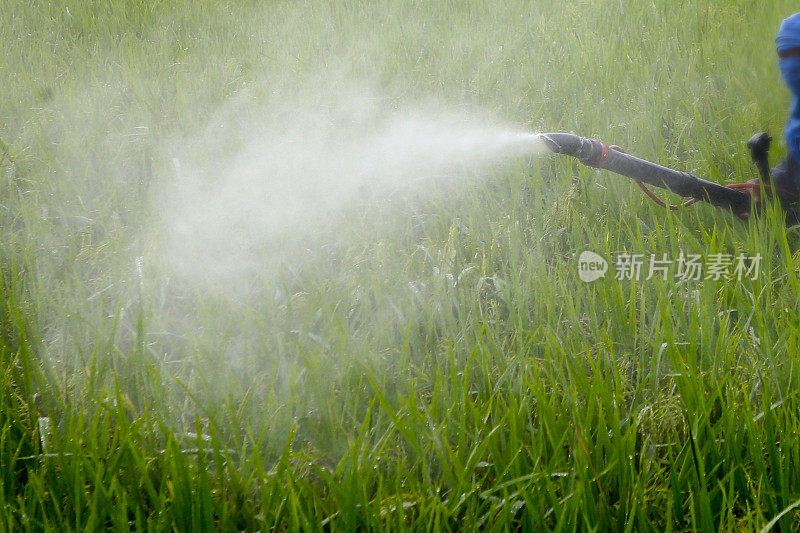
(539, 133), (750, 216)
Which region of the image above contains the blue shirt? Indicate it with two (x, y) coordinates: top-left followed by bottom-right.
(780, 57), (800, 161)
(778, 13), (800, 161)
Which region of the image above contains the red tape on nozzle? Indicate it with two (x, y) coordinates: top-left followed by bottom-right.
(594, 143), (609, 167)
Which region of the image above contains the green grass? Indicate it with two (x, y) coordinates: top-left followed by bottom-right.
(3, 0), (800, 530)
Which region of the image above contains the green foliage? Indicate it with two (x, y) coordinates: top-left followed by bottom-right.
(2, 0), (800, 529)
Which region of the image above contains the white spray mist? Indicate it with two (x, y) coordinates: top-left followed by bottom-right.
(158, 81), (545, 287)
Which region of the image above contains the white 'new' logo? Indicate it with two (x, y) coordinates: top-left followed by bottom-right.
(578, 251), (608, 282)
